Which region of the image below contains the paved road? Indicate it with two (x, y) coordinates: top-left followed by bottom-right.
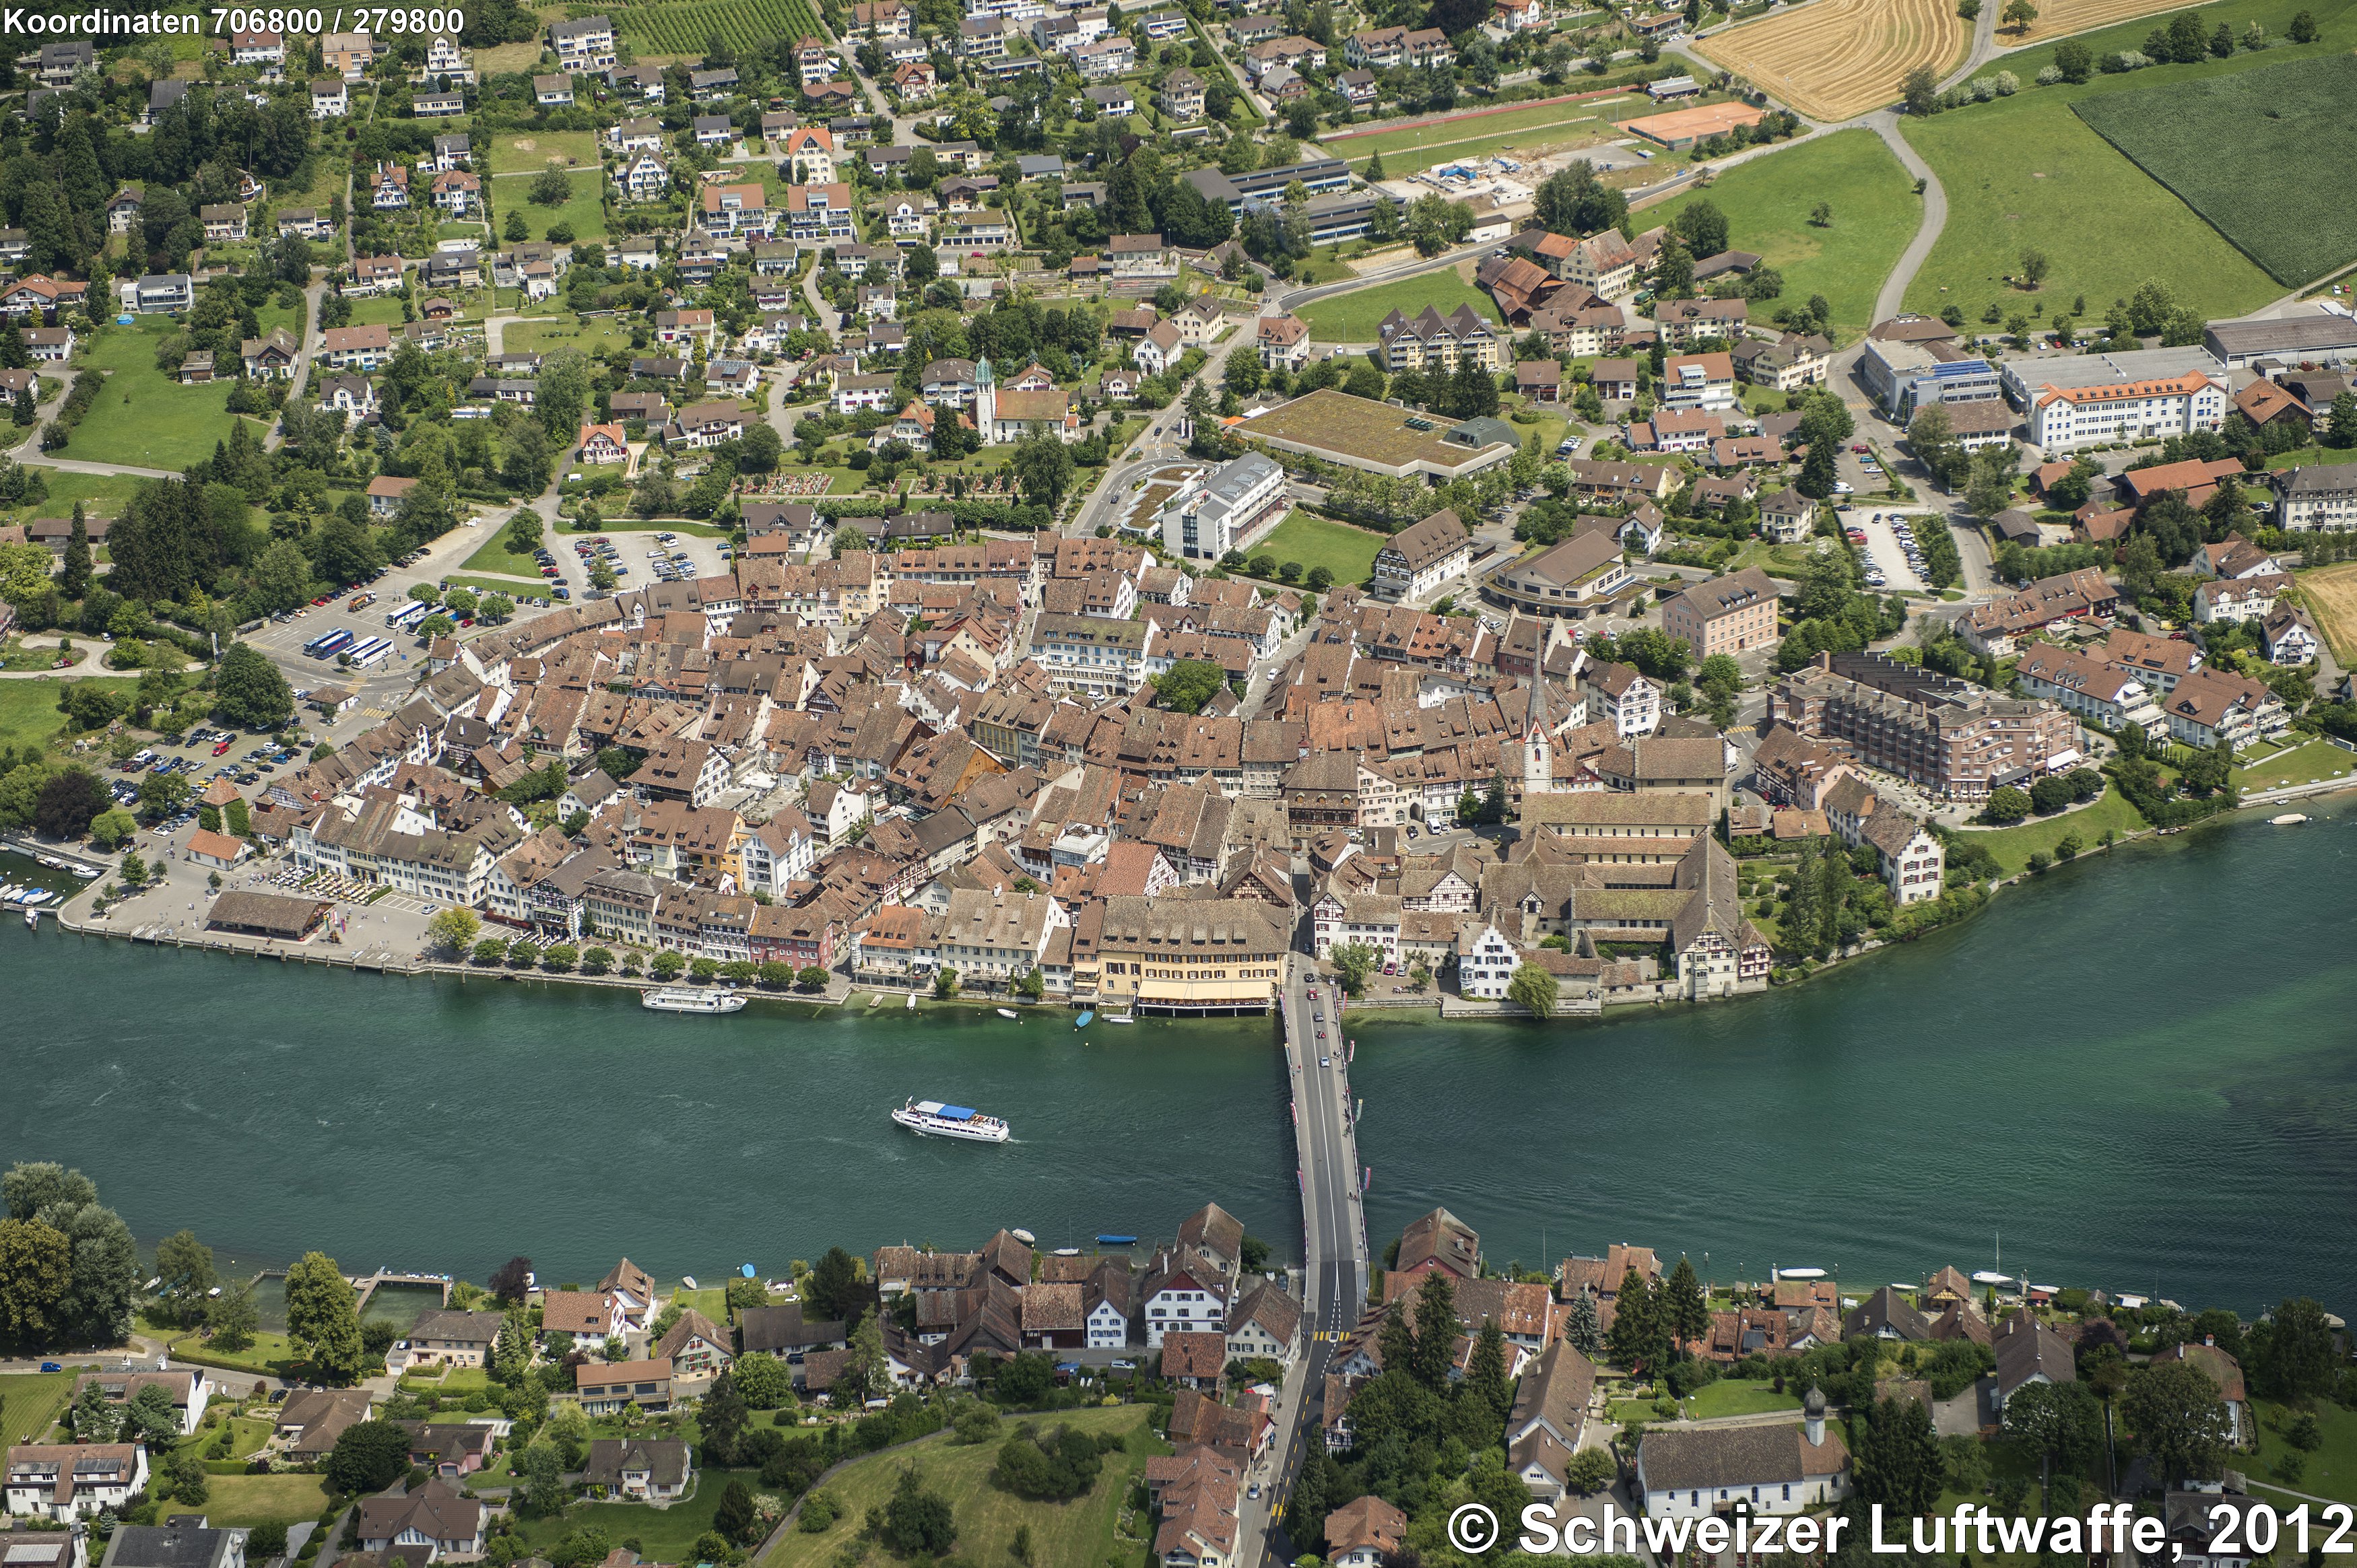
(1254, 962), (1366, 1567)
(263, 279), (331, 452)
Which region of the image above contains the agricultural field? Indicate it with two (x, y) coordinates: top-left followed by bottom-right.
(1649, 129), (1920, 341)
(1698, 0), (1966, 121)
(2072, 55), (2357, 285)
(2298, 563), (2357, 662)
(2014, 0), (2203, 38)
(1998, 0), (2353, 75)
(1325, 94), (1634, 174)
(486, 129), (602, 176)
(614, 0), (828, 56)
(1296, 267), (1499, 341)
(1900, 88), (2278, 328)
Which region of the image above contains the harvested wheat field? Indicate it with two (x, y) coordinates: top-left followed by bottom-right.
(1698, 0), (1968, 121)
(2013, 0), (2196, 39)
(2297, 564), (2357, 662)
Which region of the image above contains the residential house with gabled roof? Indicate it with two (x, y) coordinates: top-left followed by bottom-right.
(355, 1478), (486, 1556)
(4, 1443), (147, 1520)
(1507, 1340), (1596, 1499)
(580, 1438), (693, 1502)
(1992, 1308), (2076, 1412)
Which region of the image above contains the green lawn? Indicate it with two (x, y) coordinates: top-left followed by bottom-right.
(1899, 0), (2357, 329)
(2249, 1398), (2357, 1507)
(764, 1406), (1156, 1568)
(1684, 1378), (1804, 1419)
(0, 678), (138, 756)
(2232, 737), (2351, 792)
(199, 1472), (331, 1530)
(498, 168), (607, 244)
(166, 1330), (299, 1378)
(500, 315), (633, 356)
(437, 574), (550, 604)
(1243, 510), (1387, 585)
(0, 469), (144, 526)
(61, 321), (246, 471)
(462, 529), (554, 577)
(514, 1469), (763, 1559)
(485, 129), (601, 175)
(1296, 270), (1500, 342)
(0, 1371), (78, 1445)
(1651, 130), (1921, 344)
(1953, 784), (2148, 877)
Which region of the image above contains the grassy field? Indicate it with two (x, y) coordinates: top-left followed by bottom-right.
(1954, 784), (2148, 876)
(1651, 130), (1919, 343)
(0, 1371), (78, 1445)
(0, 469), (144, 526)
(65, 322), (245, 471)
(462, 529), (552, 577)
(1699, 0), (1966, 120)
(1297, 268), (1499, 341)
(0, 678), (133, 755)
(2300, 562), (2357, 661)
(1900, 91), (2279, 330)
(198, 1473), (331, 1529)
(2002, 0), (2350, 64)
(498, 168), (607, 244)
(764, 1406), (1156, 1568)
(437, 574), (552, 603)
(2073, 55), (2357, 285)
(1244, 510), (1387, 584)
(1684, 1378), (1803, 1419)
(501, 315), (634, 356)
(517, 1468), (764, 1559)
(2232, 737), (2352, 792)
(167, 1330), (300, 1378)
(2248, 1398), (2357, 1507)
(486, 129), (601, 176)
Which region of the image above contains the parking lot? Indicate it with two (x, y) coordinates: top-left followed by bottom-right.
(543, 526), (737, 599)
(1840, 506), (1939, 594)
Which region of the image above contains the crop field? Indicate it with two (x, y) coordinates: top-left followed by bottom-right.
(614, 0), (828, 55)
(1698, 0), (1966, 121)
(2071, 55), (2357, 285)
(2298, 564), (2357, 663)
(1900, 88), (2278, 327)
(2015, 0), (2202, 38)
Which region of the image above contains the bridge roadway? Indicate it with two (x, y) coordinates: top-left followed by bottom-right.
(1255, 959), (1370, 1565)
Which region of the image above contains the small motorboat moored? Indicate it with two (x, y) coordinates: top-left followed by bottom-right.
(995, 1007), (1019, 1019)
(1075, 1010), (1095, 1029)
(1104, 1013), (1134, 1023)
(2271, 813), (2309, 825)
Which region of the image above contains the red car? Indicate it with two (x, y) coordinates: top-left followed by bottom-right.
(311, 594), (333, 606)
(541, 565), (561, 576)
(213, 740), (232, 756)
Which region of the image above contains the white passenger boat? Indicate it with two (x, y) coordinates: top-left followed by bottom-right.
(641, 988), (748, 1014)
(890, 1098), (1011, 1143)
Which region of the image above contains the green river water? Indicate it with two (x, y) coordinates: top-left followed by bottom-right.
(3, 798), (2354, 1313)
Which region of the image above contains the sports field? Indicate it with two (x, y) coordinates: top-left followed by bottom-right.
(1649, 129), (1919, 341)
(1296, 269), (1499, 341)
(1698, 0), (1967, 121)
(1900, 88), (2278, 327)
(1326, 95), (1634, 172)
(2072, 55), (2357, 285)
(2298, 564), (2357, 663)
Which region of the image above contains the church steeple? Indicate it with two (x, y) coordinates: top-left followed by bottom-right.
(1523, 670), (1552, 800)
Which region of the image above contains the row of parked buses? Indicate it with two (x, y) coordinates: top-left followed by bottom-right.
(300, 628), (395, 669)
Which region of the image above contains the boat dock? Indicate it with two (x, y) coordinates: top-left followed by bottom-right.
(350, 1270), (455, 1314)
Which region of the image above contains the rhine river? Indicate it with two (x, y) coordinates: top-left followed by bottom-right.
(3, 798), (2354, 1313)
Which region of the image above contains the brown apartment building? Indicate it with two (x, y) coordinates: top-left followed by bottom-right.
(1768, 652), (2079, 801)
(1657, 566), (1781, 657)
